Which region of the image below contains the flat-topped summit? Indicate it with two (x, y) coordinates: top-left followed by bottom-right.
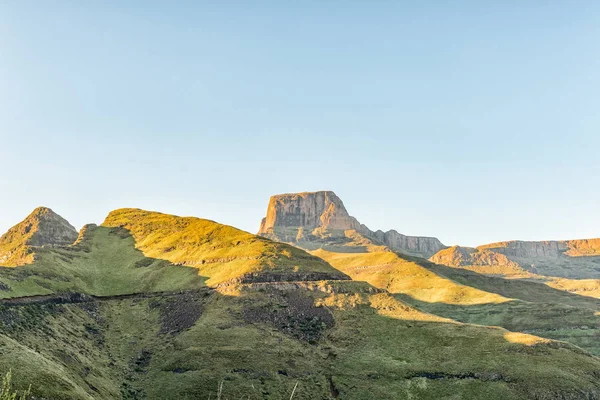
(258, 191), (445, 258)
(258, 191), (364, 241)
(0, 206), (78, 266)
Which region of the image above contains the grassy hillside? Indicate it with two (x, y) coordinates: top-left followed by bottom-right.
(306, 232), (600, 355)
(0, 209), (599, 398)
(0, 224), (204, 299)
(2, 281), (600, 399)
(312, 247), (509, 305)
(102, 208), (348, 286)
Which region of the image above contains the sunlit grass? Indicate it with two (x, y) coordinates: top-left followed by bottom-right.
(102, 208), (347, 286)
(312, 248), (509, 305)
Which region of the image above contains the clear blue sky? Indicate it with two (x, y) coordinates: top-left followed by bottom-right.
(1, 1), (599, 247)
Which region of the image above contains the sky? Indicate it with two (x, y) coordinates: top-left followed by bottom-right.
(1, 1), (599, 247)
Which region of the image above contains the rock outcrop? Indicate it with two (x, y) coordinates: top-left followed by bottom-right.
(0, 207), (78, 266)
(258, 191), (364, 241)
(372, 229), (446, 259)
(478, 240), (569, 258)
(430, 239), (600, 279)
(258, 191), (446, 258)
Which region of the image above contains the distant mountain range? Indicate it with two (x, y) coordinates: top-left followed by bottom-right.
(258, 190), (600, 279)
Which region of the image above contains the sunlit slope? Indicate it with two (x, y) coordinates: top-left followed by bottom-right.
(0, 206), (599, 398)
(302, 231), (600, 355)
(0, 224), (204, 298)
(102, 208), (348, 286)
(0, 207), (78, 267)
(546, 278), (600, 299)
(312, 246), (509, 305)
(2, 280), (600, 399)
(305, 230), (600, 311)
(430, 245), (529, 276)
(418, 263), (600, 315)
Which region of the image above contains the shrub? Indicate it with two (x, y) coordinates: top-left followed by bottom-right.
(0, 371), (31, 400)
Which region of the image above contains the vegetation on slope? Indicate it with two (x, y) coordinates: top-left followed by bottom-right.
(306, 231), (600, 355)
(0, 224), (204, 299)
(0, 372), (30, 400)
(0, 207), (599, 399)
(1, 280), (600, 399)
(312, 245), (509, 305)
(102, 208), (348, 286)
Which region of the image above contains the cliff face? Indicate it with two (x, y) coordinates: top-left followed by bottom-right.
(258, 191), (445, 258)
(479, 241), (569, 258)
(0, 207), (78, 266)
(373, 229), (446, 259)
(430, 239), (600, 279)
(258, 191), (363, 241)
(565, 239), (600, 256)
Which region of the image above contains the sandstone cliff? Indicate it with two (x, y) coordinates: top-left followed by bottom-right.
(0, 207), (78, 266)
(258, 191), (445, 258)
(430, 239), (600, 279)
(259, 191), (364, 241)
(372, 229), (446, 259)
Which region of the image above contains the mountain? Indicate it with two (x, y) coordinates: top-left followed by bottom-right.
(0, 206), (78, 266)
(430, 240), (600, 279)
(0, 206), (599, 399)
(258, 191), (600, 358)
(258, 191), (445, 258)
(103, 208), (349, 286)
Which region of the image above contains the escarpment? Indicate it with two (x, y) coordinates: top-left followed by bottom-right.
(430, 239), (600, 279)
(258, 191), (446, 258)
(258, 191), (364, 240)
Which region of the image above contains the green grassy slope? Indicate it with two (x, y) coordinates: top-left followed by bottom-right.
(403, 262), (600, 355)
(307, 232), (600, 355)
(0, 224), (204, 299)
(2, 282), (600, 399)
(0, 209), (598, 398)
(312, 247), (509, 305)
(102, 208), (348, 286)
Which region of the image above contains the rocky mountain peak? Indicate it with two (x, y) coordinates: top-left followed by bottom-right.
(258, 191), (362, 241)
(0, 207), (78, 266)
(258, 191), (446, 258)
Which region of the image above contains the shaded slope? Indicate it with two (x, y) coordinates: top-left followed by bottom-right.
(2, 280), (600, 399)
(259, 210), (600, 355)
(312, 247), (509, 305)
(103, 208), (348, 286)
(255, 192), (600, 356)
(311, 239), (600, 355)
(0, 207), (78, 267)
(0, 224), (204, 299)
(0, 207), (598, 398)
